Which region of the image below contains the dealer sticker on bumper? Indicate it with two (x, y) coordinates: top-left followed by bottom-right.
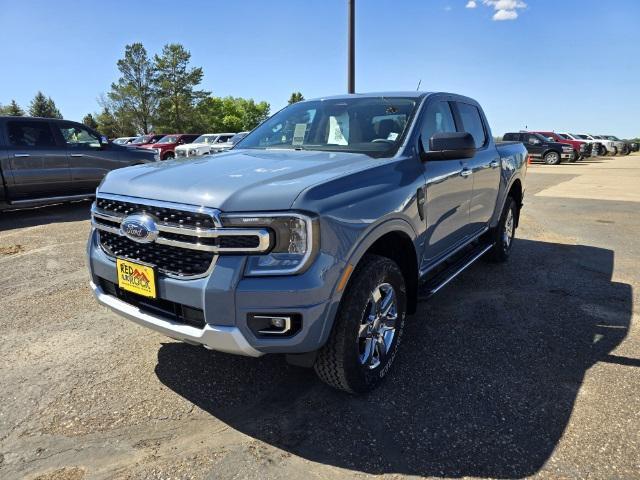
(116, 258), (157, 298)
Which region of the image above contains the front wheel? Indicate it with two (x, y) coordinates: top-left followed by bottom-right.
(544, 151), (561, 165)
(163, 152), (175, 160)
(314, 255), (407, 394)
(488, 196), (517, 263)
(569, 150), (578, 162)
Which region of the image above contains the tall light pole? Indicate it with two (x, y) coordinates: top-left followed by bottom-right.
(348, 0), (355, 93)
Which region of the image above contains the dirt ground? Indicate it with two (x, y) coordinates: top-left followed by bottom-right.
(1, 153), (639, 480)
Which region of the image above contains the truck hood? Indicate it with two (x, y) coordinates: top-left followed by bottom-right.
(98, 148), (377, 212)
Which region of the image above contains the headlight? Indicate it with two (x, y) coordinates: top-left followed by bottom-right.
(220, 213), (319, 275)
(562, 145), (573, 151)
(153, 151), (160, 161)
(188, 149), (197, 155)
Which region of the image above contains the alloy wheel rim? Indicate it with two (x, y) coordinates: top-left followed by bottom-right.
(358, 283), (398, 370)
(547, 153), (558, 164)
(503, 208), (515, 250)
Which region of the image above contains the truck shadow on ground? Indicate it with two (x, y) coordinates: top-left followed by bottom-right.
(155, 238), (632, 478)
(0, 200), (91, 232)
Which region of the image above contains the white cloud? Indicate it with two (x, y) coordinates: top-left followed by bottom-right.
(493, 8), (518, 20)
(466, 0), (477, 8)
(478, 0), (527, 21)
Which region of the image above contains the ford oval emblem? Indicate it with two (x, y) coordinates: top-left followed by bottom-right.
(121, 214), (159, 244)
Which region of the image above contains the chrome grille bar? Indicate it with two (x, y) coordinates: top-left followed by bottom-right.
(91, 198), (272, 254)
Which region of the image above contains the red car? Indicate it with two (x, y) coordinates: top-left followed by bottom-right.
(139, 134), (200, 160)
(532, 131), (589, 161)
(127, 134), (167, 149)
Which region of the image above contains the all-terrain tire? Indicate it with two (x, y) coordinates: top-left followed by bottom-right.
(488, 196), (517, 263)
(314, 254), (407, 394)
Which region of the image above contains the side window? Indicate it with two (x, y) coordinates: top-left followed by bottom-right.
(456, 103), (487, 148)
(503, 133), (516, 141)
(7, 121), (57, 148)
(58, 124), (101, 149)
(421, 101), (457, 151)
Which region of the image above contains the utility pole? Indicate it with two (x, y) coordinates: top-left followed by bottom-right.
(348, 0), (355, 93)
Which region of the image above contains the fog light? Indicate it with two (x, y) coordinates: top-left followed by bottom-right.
(247, 313), (302, 337)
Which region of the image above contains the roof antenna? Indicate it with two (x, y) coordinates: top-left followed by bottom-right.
(416, 79), (422, 91)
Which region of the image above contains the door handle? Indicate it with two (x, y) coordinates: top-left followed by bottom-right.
(490, 160), (500, 168)
(460, 168), (472, 177)
(70, 153), (84, 157)
(13, 153), (30, 158)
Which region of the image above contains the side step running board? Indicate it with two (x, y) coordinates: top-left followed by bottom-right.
(419, 242), (495, 299)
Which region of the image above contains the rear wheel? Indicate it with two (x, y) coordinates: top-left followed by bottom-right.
(544, 151), (561, 165)
(314, 254), (407, 394)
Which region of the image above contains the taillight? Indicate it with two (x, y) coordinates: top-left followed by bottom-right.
(527, 155), (532, 165)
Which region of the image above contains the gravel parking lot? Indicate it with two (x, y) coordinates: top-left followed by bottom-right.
(1, 154), (639, 480)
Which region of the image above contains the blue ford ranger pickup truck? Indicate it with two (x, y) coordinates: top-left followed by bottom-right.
(87, 92), (527, 393)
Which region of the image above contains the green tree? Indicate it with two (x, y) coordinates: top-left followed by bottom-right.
(288, 92), (304, 104)
(82, 113), (99, 130)
(195, 96), (270, 132)
(108, 43), (157, 134)
(95, 107), (118, 138)
(154, 43), (209, 131)
(1, 99), (25, 116)
(29, 91), (62, 118)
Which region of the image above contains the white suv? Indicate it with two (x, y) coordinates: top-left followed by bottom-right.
(558, 133), (603, 157)
(174, 133), (236, 158)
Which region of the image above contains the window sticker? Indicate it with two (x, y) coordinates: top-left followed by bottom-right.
(292, 123), (307, 146)
(328, 113), (349, 145)
(387, 132), (399, 141)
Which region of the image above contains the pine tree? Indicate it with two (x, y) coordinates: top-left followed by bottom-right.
(6, 99), (24, 116)
(154, 43), (209, 132)
(82, 113), (99, 130)
(28, 91), (62, 118)
(108, 43), (158, 134)
(288, 92), (305, 104)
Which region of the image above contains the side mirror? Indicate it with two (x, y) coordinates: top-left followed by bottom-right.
(420, 132), (476, 161)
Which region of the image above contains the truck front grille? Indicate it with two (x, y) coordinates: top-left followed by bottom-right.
(91, 194), (271, 279)
(99, 231), (215, 277)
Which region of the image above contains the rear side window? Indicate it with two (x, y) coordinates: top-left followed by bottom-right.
(503, 133), (519, 141)
(6, 121), (57, 148)
(421, 101), (457, 150)
(456, 103), (487, 148)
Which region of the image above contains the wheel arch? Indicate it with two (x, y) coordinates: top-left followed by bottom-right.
(340, 218), (419, 315)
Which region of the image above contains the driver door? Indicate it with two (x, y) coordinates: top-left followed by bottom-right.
(55, 122), (121, 194)
(420, 99), (474, 267)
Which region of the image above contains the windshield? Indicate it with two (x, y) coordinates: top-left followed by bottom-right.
(157, 135), (178, 144)
(606, 136), (619, 140)
(193, 135), (216, 144)
(236, 97), (418, 157)
(557, 133), (571, 140)
(575, 134), (589, 140)
(131, 135), (151, 144)
(230, 132), (248, 145)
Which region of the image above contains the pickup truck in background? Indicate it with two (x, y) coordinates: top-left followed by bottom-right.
(209, 131), (250, 154)
(174, 133), (236, 158)
(503, 131), (573, 165)
(87, 92), (527, 393)
(557, 133), (603, 157)
(602, 135), (631, 155)
(0, 116), (157, 210)
(127, 134), (167, 149)
(532, 131), (590, 161)
(578, 134), (618, 156)
(140, 133), (200, 160)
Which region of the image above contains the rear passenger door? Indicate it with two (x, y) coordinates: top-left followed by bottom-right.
(523, 133), (544, 158)
(453, 102), (500, 232)
(55, 122), (121, 194)
(3, 119), (70, 200)
(420, 98), (474, 265)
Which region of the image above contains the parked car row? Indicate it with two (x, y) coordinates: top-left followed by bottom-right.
(112, 132), (248, 160)
(503, 130), (636, 165)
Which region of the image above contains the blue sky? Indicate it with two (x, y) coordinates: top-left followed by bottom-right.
(0, 0), (638, 137)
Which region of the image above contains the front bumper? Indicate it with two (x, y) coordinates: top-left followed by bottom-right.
(87, 229), (344, 356)
(90, 280), (263, 356)
(561, 152), (574, 160)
